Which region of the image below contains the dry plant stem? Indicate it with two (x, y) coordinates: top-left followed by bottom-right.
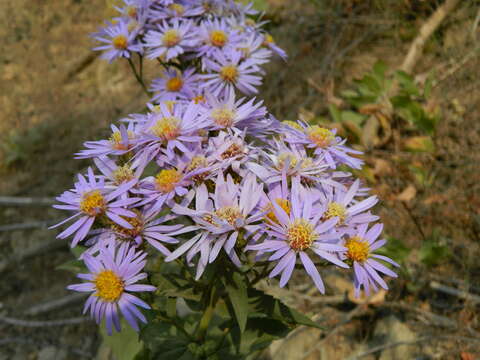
(401, 0), (461, 73)
(24, 293), (88, 316)
(430, 281), (480, 304)
(400, 202), (427, 241)
(381, 301), (457, 328)
(0, 316), (89, 327)
(0, 196), (54, 206)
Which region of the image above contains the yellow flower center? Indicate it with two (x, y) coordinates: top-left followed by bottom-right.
(221, 143), (243, 159)
(112, 35), (128, 50)
(214, 206), (243, 226)
(287, 219), (317, 251)
(307, 126), (335, 148)
(155, 169), (181, 193)
(323, 202), (347, 225)
(345, 236), (370, 263)
(151, 116), (181, 140)
(210, 30), (228, 47)
(94, 270), (124, 302)
(163, 29), (181, 47)
(79, 190), (105, 216)
(282, 120), (303, 131)
(112, 165), (134, 184)
(220, 65), (238, 83)
(166, 77), (183, 92)
(265, 198), (291, 223)
(109, 130), (134, 150)
(186, 156), (209, 183)
(110, 210), (143, 238)
(211, 107), (236, 127)
(276, 152), (299, 170)
(126, 5), (137, 18)
(168, 3), (185, 15)
(193, 95), (206, 104)
(263, 33), (274, 45)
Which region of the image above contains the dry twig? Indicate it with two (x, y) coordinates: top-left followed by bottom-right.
(0, 316), (89, 327)
(401, 0), (461, 73)
(0, 196), (54, 206)
(430, 281), (480, 304)
(24, 293), (88, 317)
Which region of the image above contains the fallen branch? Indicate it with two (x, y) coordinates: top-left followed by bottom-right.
(0, 220), (58, 232)
(381, 301), (457, 328)
(0, 238), (66, 273)
(348, 335), (480, 360)
(0, 196), (55, 206)
(0, 316), (89, 327)
(430, 281), (480, 304)
(401, 0), (461, 73)
(24, 293), (88, 317)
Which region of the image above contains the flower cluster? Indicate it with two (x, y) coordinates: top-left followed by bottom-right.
(53, 0), (398, 335)
(92, 0), (286, 102)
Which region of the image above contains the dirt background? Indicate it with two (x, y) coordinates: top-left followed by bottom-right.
(1, 0), (479, 359)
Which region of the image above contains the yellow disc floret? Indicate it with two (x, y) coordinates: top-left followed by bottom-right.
(276, 152), (299, 170)
(112, 35), (128, 50)
(168, 3), (185, 15)
(109, 130), (134, 150)
(112, 165), (134, 184)
(345, 236), (370, 263)
(210, 30), (228, 47)
(265, 198), (291, 224)
(80, 190), (105, 216)
(214, 206), (242, 226)
(282, 120), (303, 131)
(307, 126), (335, 148)
(151, 116), (181, 140)
(220, 65), (238, 83)
(163, 29), (181, 47)
(287, 219), (317, 251)
(166, 77), (183, 92)
(126, 5), (137, 18)
(155, 169), (182, 193)
(211, 107), (236, 127)
(94, 270), (124, 302)
(110, 210), (143, 239)
(323, 202), (347, 225)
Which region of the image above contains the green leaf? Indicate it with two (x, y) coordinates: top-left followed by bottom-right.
(404, 136), (435, 153)
(419, 240), (450, 267)
(424, 73), (434, 98)
(341, 110), (366, 125)
(222, 272), (249, 333)
(376, 237), (411, 264)
(70, 245), (87, 259)
(372, 61), (387, 82)
(395, 70), (420, 96)
(248, 288), (323, 329)
(100, 320), (143, 360)
(328, 104), (342, 123)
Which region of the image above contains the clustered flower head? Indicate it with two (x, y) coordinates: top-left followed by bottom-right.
(53, 0), (399, 335)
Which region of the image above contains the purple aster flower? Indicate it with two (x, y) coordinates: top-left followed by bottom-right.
(201, 88), (266, 132)
(340, 223), (399, 297)
(284, 121), (363, 169)
(150, 67), (199, 102)
(248, 139), (341, 189)
(200, 50), (262, 97)
(165, 173), (264, 279)
(136, 100), (209, 160)
(93, 156), (145, 187)
(247, 179), (348, 293)
(236, 32), (273, 64)
(196, 18), (241, 59)
(85, 209), (192, 256)
(68, 241), (156, 334)
(75, 123), (138, 159)
(150, 2), (203, 20)
(207, 130), (257, 175)
(50, 168), (140, 247)
(144, 19), (198, 61)
(316, 179), (379, 229)
(92, 20), (142, 63)
(262, 33), (287, 60)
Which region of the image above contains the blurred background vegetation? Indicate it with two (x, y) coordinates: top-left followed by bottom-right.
(0, 0), (479, 359)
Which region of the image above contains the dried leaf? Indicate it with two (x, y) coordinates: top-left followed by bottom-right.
(349, 289), (387, 305)
(396, 185), (417, 202)
(372, 158), (392, 177)
(460, 352), (475, 360)
(403, 136), (435, 153)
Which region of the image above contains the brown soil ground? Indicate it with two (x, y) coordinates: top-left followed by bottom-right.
(1, 0), (479, 359)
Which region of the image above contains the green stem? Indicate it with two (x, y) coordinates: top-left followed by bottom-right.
(195, 281), (218, 342)
(127, 57), (150, 96)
